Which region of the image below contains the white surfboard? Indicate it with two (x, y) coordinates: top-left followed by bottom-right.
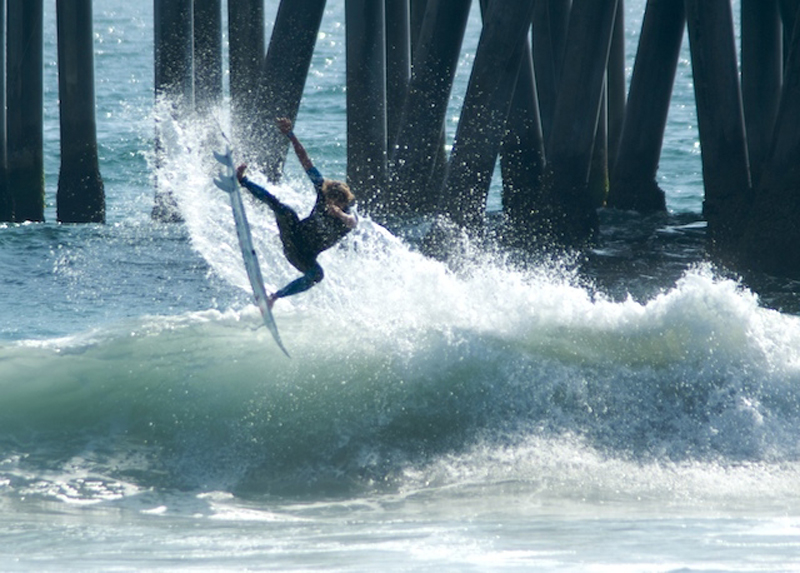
(214, 147), (290, 357)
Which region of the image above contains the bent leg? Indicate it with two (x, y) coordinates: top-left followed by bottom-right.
(273, 262), (324, 300)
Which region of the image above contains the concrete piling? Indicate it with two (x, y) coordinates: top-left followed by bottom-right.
(741, 5), (800, 276)
(257, 0), (327, 181)
(684, 0), (751, 252)
(440, 0), (537, 231)
(152, 0), (193, 221)
(388, 0), (472, 221)
(56, 0), (105, 223)
(533, 0), (571, 148)
(607, 0), (626, 176)
(545, 0), (619, 245)
(741, 0), (782, 188)
(345, 0), (388, 213)
(228, 0), (263, 151)
(7, 0), (44, 222)
(500, 38), (547, 246)
(6, 0), (800, 280)
(193, 0), (223, 112)
(609, 0), (685, 213)
(386, 0), (411, 149)
(154, 0), (193, 108)
(0, 0), (9, 222)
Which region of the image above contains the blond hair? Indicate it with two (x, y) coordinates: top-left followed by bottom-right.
(322, 180), (355, 208)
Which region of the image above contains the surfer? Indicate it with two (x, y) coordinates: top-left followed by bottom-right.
(236, 118), (357, 309)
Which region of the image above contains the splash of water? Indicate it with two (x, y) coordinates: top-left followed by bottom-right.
(2, 105), (800, 502)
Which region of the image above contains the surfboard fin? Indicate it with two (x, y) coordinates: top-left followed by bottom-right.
(213, 176), (235, 193)
(214, 147), (237, 192)
(213, 149), (233, 168)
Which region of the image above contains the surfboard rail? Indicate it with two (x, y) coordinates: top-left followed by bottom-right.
(214, 147), (290, 357)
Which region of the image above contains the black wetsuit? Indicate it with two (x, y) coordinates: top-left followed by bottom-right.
(240, 167), (355, 299)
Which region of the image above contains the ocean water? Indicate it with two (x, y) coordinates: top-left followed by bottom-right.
(3, 0), (800, 571)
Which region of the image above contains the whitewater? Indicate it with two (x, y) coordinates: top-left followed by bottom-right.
(2, 0), (800, 570)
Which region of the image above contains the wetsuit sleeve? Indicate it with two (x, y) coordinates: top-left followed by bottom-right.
(240, 177), (275, 205)
(306, 167), (325, 192)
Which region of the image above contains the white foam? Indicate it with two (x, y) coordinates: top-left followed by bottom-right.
(155, 107), (800, 379)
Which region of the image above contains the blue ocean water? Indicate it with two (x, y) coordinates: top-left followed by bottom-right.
(3, 0), (800, 571)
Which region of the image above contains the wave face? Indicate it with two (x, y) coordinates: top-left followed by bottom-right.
(3, 221), (800, 501)
(3, 112), (800, 505)
(3, 262), (800, 501)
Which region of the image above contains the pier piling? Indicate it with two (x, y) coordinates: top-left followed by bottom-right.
(0, 0), (9, 222)
(193, 0), (223, 112)
(7, 0), (44, 222)
(228, 0), (263, 152)
(780, 0), (799, 54)
(609, 0), (685, 212)
(607, 0), (626, 180)
(153, 0), (193, 221)
(500, 38), (546, 247)
(545, 0), (619, 245)
(533, 0), (571, 149)
(56, 0), (104, 223)
(741, 0), (782, 188)
(258, 0), (327, 181)
(385, 0), (411, 149)
(346, 0), (388, 213)
(136, 0), (800, 278)
(440, 0), (537, 231)
(742, 5), (800, 275)
(685, 0), (751, 253)
(154, 0), (193, 108)
(388, 0), (472, 221)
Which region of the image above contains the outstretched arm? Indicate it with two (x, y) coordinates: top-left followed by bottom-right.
(276, 117), (313, 172)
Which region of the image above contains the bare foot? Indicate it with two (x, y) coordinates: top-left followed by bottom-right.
(267, 293), (278, 311)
